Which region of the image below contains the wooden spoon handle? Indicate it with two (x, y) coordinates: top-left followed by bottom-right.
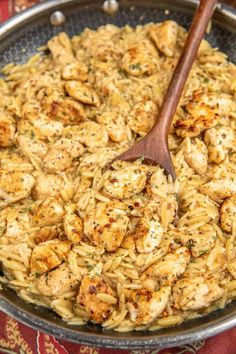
(151, 0), (218, 139)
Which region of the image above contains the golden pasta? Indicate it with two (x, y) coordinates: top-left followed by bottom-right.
(0, 20), (235, 331)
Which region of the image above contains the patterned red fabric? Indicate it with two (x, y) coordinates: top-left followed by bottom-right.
(0, 1), (235, 353)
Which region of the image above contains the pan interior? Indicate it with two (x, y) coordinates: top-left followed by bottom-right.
(0, 0), (236, 348)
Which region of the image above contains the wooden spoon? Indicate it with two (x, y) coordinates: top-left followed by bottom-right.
(114, 0), (218, 179)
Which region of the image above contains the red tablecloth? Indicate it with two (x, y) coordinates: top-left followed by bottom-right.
(0, 1), (236, 353)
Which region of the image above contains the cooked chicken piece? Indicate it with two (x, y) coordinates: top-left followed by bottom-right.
(96, 112), (131, 143)
(77, 276), (115, 324)
(173, 276), (224, 311)
(42, 148), (72, 173)
(30, 239), (71, 274)
(147, 169), (178, 225)
(121, 40), (159, 77)
(0, 115), (16, 147)
(83, 201), (129, 252)
(47, 32), (75, 65)
(42, 137), (84, 173)
(62, 61), (88, 81)
(78, 148), (117, 170)
(67, 121), (109, 148)
(34, 225), (61, 244)
(200, 177), (236, 203)
(135, 217), (163, 253)
(220, 195), (236, 233)
(33, 197), (65, 226)
(63, 207), (83, 244)
(103, 166), (147, 199)
(184, 137), (208, 175)
(227, 260), (236, 279)
(22, 99), (64, 138)
(207, 241), (227, 272)
(2, 208), (32, 243)
(32, 174), (63, 200)
(0, 170), (35, 207)
(127, 286), (171, 325)
(0, 153), (33, 172)
(53, 138), (84, 159)
(127, 100), (158, 136)
(65, 81), (100, 106)
(36, 263), (78, 296)
(22, 99), (40, 120)
(144, 247), (190, 286)
(149, 21), (178, 57)
(30, 114), (64, 139)
(175, 92), (235, 138)
(148, 168), (175, 198)
(175, 103), (214, 138)
(78, 24), (121, 62)
(204, 126), (235, 164)
(43, 93), (86, 124)
(121, 234), (136, 251)
(17, 119), (40, 140)
(17, 134), (48, 161)
(178, 225), (216, 258)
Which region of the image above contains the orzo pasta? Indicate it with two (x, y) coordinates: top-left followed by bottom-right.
(0, 20), (236, 332)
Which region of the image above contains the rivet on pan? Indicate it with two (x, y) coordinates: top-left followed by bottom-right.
(103, 0), (119, 15)
(50, 11), (66, 26)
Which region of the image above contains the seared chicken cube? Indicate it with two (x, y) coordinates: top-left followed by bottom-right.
(32, 174), (63, 200)
(53, 138), (84, 159)
(149, 21), (178, 57)
(174, 92), (235, 138)
(177, 225), (216, 258)
(96, 111), (130, 143)
(33, 197), (65, 226)
(127, 100), (158, 136)
(34, 225), (61, 244)
(184, 137), (208, 175)
(32, 115), (64, 139)
(65, 81), (100, 106)
(63, 207), (83, 244)
(227, 261), (236, 279)
(47, 32), (75, 65)
(36, 263), (78, 296)
(83, 201), (129, 252)
(127, 286), (171, 325)
(3, 208), (32, 242)
(30, 239), (71, 274)
(121, 40), (159, 77)
(200, 178), (236, 203)
(43, 94), (86, 124)
(144, 247), (190, 286)
(17, 135), (48, 160)
(77, 276), (115, 324)
(135, 217), (163, 253)
(173, 276), (224, 311)
(68, 121), (109, 148)
(103, 165), (147, 199)
(62, 61), (88, 81)
(204, 126), (235, 164)
(42, 149), (72, 173)
(0, 115), (16, 147)
(0, 170), (35, 207)
(220, 195), (236, 233)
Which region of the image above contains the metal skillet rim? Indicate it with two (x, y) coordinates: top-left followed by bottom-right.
(0, 0), (236, 349)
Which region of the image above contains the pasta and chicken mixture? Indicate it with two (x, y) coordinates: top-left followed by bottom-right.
(0, 20), (236, 332)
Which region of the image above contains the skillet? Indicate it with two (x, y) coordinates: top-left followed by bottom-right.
(0, 0), (236, 348)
